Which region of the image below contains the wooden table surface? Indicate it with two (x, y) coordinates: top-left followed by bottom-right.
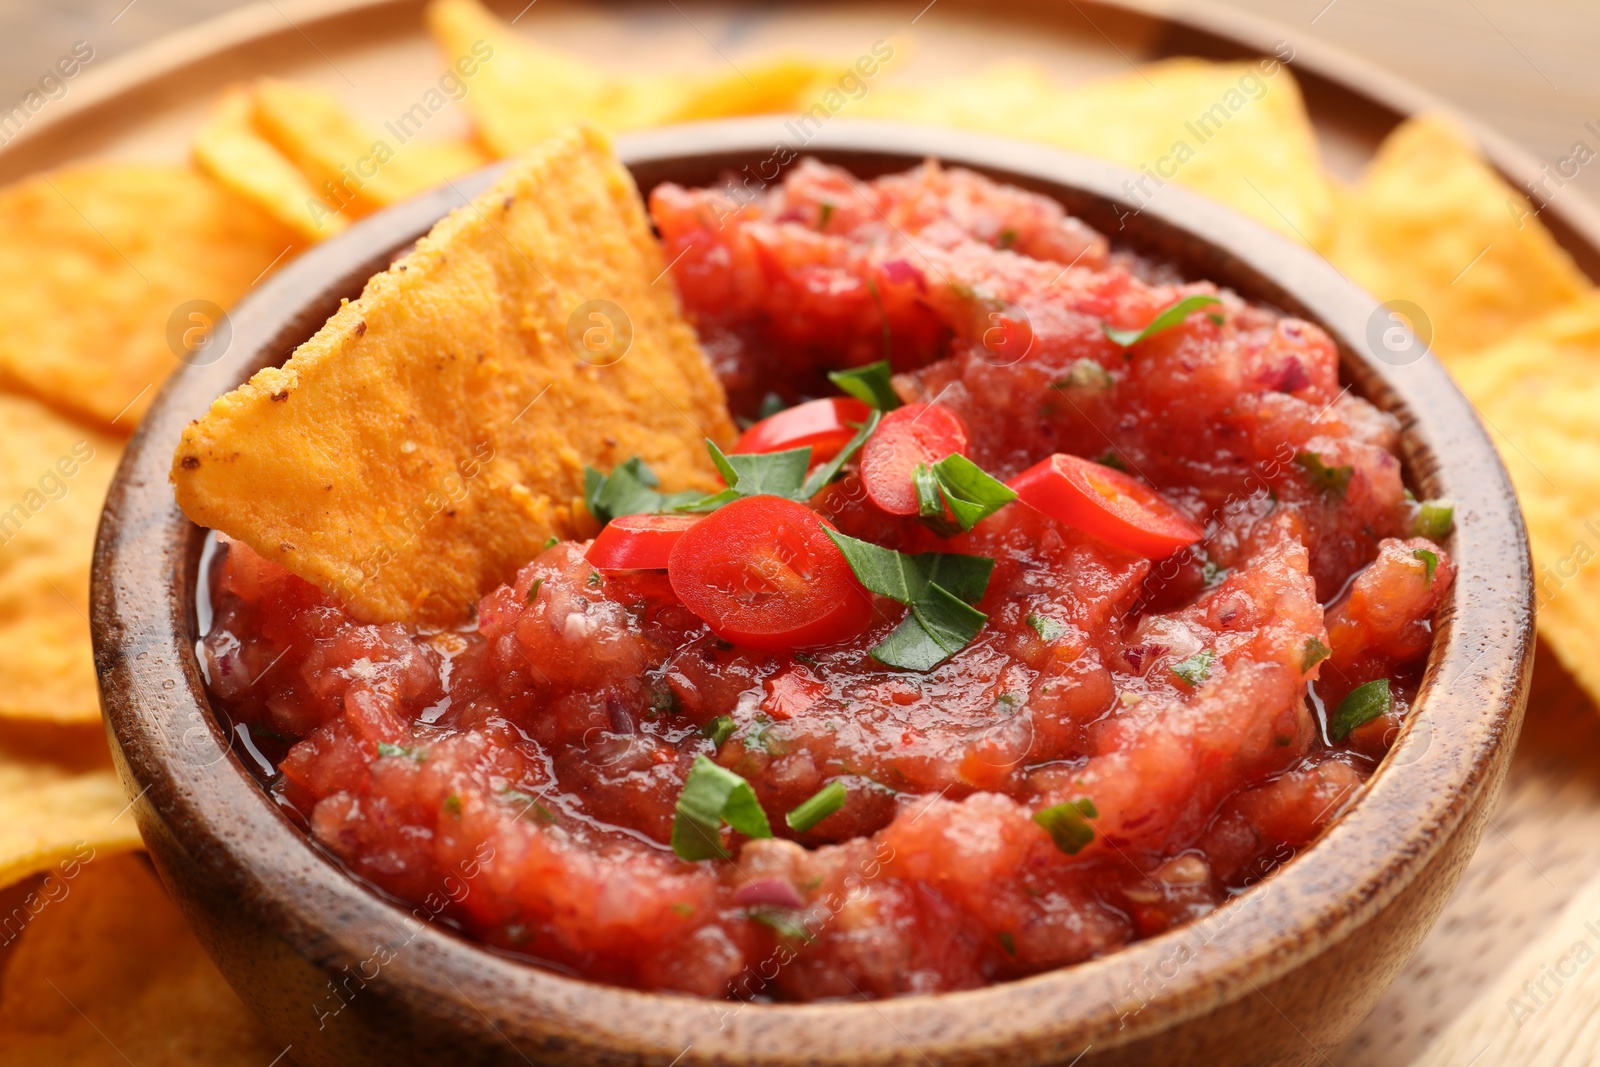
(3, 1), (1598, 1063)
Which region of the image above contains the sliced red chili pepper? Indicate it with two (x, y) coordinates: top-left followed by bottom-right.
(734, 397), (873, 462)
(1008, 453), (1201, 559)
(586, 514), (702, 571)
(858, 402), (970, 516)
(667, 495), (871, 650)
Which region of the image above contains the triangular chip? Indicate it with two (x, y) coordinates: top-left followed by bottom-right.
(0, 721), (143, 888)
(854, 57), (1334, 245)
(192, 85), (352, 241)
(0, 164), (301, 429)
(172, 127), (735, 625)
(0, 853), (279, 1063)
(1322, 114), (1590, 359)
(426, 0), (839, 157)
(0, 393), (123, 723)
(250, 78), (489, 218)
(1450, 294), (1600, 707)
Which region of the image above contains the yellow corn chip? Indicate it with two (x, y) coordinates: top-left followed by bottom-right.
(426, 0), (836, 156)
(0, 393), (123, 724)
(855, 57), (1334, 245)
(0, 721), (142, 890)
(193, 85), (351, 241)
(1322, 114), (1590, 359)
(1451, 295), (1600, 707)
(0, 164), (301, 430)
(0, 853), (279, 1063)
(172, 127), (735, 626)
(250, 78), (489, 219)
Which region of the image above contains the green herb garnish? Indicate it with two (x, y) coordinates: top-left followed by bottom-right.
(1329, 679), (1392, 742)
(1412, 547), (1439, 583)
(375, 742), (425, 761)
(1296, 452), (1354, 498)
(817, 201), (834, 229)
(1413, 498), (1455, 540)
(671, 756), (773, 861)
(442, 794), (462, 817)
(1033, 798), (1098, 854)
(1300, 637), (1331, 673)
(526, 578), (543, 602)
(1027, 614), (1068, 641)
(1171, 649), (1214, 687)
(996, 930), (1017, 955)
(1103, 295), (1223, 349)
(583, 456), (702, 524)
(785, 780), (847, 832)
(752, 909), (816, 943)
(828, 359), (901, 411)
(541, 536), (559, 550)
(997, 228), (1018, 250)
(1050, 358), (1114, 391)
(676, 413), (883, 513)
(702, 714), (737, 748)
(824, 529), (995, 671)
(923, 453), (1016, 533)
(1096, 450), (1130, 473)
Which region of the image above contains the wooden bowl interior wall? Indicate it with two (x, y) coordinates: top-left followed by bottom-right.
(92, 119), (1535, 1067)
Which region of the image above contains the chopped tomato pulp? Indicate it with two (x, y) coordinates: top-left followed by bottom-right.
(203, 160), (1453, 1001)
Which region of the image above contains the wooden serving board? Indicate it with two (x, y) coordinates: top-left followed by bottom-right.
(8, 1), (1599, 1062)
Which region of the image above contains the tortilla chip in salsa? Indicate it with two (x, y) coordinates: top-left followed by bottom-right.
(172, 126), (735, 625)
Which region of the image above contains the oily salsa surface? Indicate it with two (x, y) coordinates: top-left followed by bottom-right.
(201, 160), (1453, 1000)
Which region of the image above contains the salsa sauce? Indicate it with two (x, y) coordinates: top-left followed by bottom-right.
(201, 160), (1452, 1000)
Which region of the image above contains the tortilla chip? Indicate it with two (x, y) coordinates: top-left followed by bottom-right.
(172, 127), (734, 625)
(0, 393), (123, 724)
(193, 86), (350, 241)
(1322, 114), (1590, 359)
(0, 164), (301, 430)
(0, 720), (142, 890)
(855, 58), (1333, 245)
(0, 853), (279, 1063)
(250, 79), (489, 217)
(1450, 295), (1600, 708)
(426, 0), (835, 156)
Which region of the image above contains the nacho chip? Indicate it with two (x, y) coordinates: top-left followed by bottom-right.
(0, 721), (142, 890)
(0, 393), (122, 724)
(426, 0), (835, 156)
(193, 85), (350, 241)
(172, 127), (735, 625)
(250, 78), (489, 218)
(1322, 114), (1590, 359)
(0, 164), (301, 430)
(0, 853), (279, 1064)
(1451, 295), (1600, 707)
(854, 57), (1334, 245)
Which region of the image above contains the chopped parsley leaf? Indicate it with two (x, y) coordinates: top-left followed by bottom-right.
(1103, 295), (1223, 349)
(1027, 614), (1068, 642)
(526, 578), (543, 602)
(1034, 798), (1098, 854)
(752, 909), (816, 943)
(1300, 637), (1331, 673)
(816, 201), (834, 229)
(375, 742), (425, 761)
(1329, 679), (1392, 742)
(671, 756), (773, 860)
(1171, 649), (1215, 687)
(1050, 358), (1113, 391)
(702, 715), (737, 748)
(828, 360), (901, 411)
(1412, 547), (1439, 583)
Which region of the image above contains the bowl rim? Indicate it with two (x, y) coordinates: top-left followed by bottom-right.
(93, 117), (1535, 1063)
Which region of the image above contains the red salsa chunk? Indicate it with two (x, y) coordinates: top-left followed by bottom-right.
(202, 160), (1454, 1001)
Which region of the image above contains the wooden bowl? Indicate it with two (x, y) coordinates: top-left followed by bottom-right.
(93, 118), (1534, 1067)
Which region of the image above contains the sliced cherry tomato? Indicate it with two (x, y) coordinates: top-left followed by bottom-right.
(667, 495), (871, 650)
(733, 397), (874, 462)
(858, 402), (970, 516)
(586, 514), (702, 570)
(1008, 453), (1201, 559)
